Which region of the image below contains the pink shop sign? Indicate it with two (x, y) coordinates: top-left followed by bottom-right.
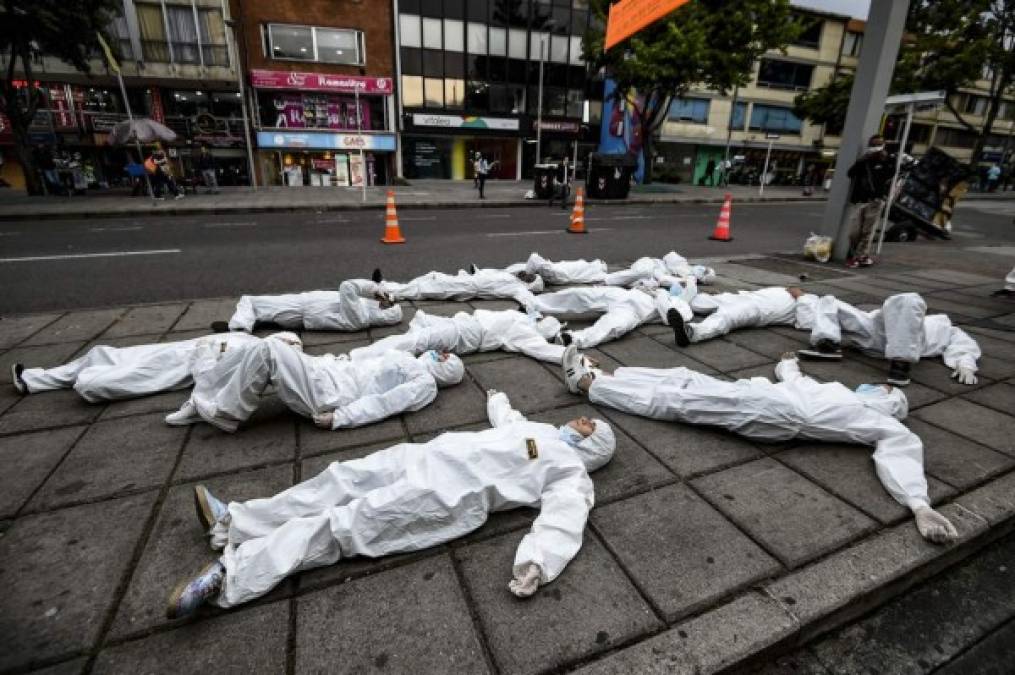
(249, 69), (393, 95)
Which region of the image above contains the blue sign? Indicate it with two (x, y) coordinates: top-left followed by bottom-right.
(256, 130), (396, 152)
(598, 78), (646, 183)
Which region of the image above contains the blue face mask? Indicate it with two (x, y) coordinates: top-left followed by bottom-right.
(669, 284), (684, 297)
(855, 383), (885, 396)
(427, 351), (441, 362)
(558, 425), (585, 446)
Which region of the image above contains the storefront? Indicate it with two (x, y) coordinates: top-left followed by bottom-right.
(401, 113), (521, 180)
(249, 69), (396, 187)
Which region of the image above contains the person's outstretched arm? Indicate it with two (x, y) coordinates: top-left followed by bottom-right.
(486, 390), (526, 427)
(943, 326), (981, 384)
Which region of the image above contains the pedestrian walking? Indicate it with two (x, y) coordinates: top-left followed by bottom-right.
(845, 134), (893, 268)
(476, 153), (491, 199)
(197, 145), (219, 194)
(986, 163), (1001, 192)
(802, 163), (817, 196)
(548, 157), (570, 209)
(473, 152), (481, 189)
(147, 145), (183, 200)
(704, 158), (716, 186)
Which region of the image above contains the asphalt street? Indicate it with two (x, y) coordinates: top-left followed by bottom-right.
(0, 199), (1011, 314)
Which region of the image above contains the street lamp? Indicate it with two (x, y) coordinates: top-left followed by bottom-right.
(535, 19), (556, 166)
(225, 17), (257, 189)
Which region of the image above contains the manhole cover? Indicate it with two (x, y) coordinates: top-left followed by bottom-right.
(738, 255), (852, 281)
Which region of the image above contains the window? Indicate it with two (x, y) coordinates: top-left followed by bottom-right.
(842, 31), (862, 57)
(569, 35), (584, 65)
(198, 9), (228, 66)
(729, 101), (747, 130)
(936, 127), (978, 148)
(136, 3), (168, 62)
(749, 104), (802, 133)
(466, 81), (489, 109)
(550, 35), (568, 63)
(756, 59), (813, 91)
(489, 26), (507, 55)
(267, 24), (364, 65)
(467, 22), (487, 54)
(423, 49), (443, 77)
(793, 15), (822, 49)
(963, 95), (988, 116)
(400, 14), (421, 48)
(402, 75), (424, 107)
(508, 28), (527, 59)
(444, 19), (464, 51)
(445, 79), (464, 108)
(424, 77), (443, 107)
(530, 31), (550, 61)
(668, 97), (709, 124)
(401, 47), (422, 76)
(166, 6), (200, 64)
(136, 2), (228, 66)
(422, 17), (442, 49)
(999, 101), (1014, 121)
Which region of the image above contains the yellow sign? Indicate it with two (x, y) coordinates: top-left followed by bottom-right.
(605, 0), (692, 50)
(96, 32), (120, 75)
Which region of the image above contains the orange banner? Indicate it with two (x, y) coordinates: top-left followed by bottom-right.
(605, 0), (691, 50)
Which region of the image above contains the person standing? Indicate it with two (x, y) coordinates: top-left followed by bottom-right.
(473, 152), (481, 189)
(845, 134), (894, 268)
(704, 158), (716, 186)
(476, 152), (490, 199)
(986, 163), (1001, 192)
(197, 145), (219, 194)
(148, 145), (183, 200)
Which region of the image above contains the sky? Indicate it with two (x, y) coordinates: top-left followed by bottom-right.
(791, 0), (870, 20)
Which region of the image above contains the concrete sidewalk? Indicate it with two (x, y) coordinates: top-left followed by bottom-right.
(0, 180), (827, 221)
(1, 256), (1014, 674)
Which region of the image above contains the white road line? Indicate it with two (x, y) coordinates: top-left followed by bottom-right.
(0, 249), (181, 263)
(90, 226), (143, 232)
(204, 221), (256, 228)
(487, 228), (612, 237)
(477, 214), (513, 218)
(592, 215), (651, 220)
(397, 216), (437, 221)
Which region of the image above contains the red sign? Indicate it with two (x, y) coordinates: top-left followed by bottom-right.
(605, 0), (691, 50)
(150, 87), (165, 123)
(249, 69), (393, 95)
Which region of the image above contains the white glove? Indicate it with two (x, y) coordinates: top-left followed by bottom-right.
(913, 505), (958, 544)
(487, 388), (499, 399)
(950, 367), (977, 385)
(312, 412), (334, 429)
(508, 563), (542, 598)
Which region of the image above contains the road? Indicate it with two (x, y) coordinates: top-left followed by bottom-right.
(0, 199), (1011, 314)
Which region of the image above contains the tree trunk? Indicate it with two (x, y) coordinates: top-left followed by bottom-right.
(642, 132), (655, 184)
(637, 93), (670, 185)
(9, 118), (43, 195)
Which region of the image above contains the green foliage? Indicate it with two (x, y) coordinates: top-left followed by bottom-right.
(793, 72), (853, 130)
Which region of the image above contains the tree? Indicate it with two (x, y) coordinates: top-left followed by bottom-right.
(793, 71), (853, 135)
(584, 0), (799, 182)
(0, 0), (120, 195)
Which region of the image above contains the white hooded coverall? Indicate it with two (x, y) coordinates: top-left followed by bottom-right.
(18, 332), (265, 402)
(524, 252), (608, 285)
(588, 359), (929, 511)
(348, 308), (565, 363)
(605, 252), (716, 288)
(209, 392), (615, 607)
(687, 287), (799, 342)
(381, 269), (543, 312)
(796, 292), (981, 371)
(1005, 266), (1015, 292)
(228, 280), (402, 332)
(535, 286), (693, 349)
(178, 339), (459, 432)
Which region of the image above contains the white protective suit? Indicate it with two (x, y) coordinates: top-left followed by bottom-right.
(381, 269), (543, 312)
(795, 292), (981, 372)
(687, 287), (799, 342)
(227, 280), (402, 333)
(173, 338), (463, 432)
(523, 252), (608, 285)
(535, 286), (693, 349)
(588, 358), (932, 512)
(1005, 265), (1015, 292)
(17, 332), (286, 402)
(208, 392), (615, 607)
(605, 252), (716, 288)
(349, 309), (566, 363)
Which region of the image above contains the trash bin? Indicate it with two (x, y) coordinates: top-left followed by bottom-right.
(586, 153), (636, 199)
(532, 163), (557, 199)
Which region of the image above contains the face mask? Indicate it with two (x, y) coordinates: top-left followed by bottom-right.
(558, 425), (585, 446)
(427, 351), (441, 362)
(855, 383), (885, 396)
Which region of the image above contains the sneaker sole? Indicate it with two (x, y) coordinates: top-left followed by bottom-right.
(194, 486), (215, 531)
(797, 350), (844, 361)
(166, 560), (220, 620)
(10, 364), (26, 394)
(562, 345), (581, 394)
(668, 310), (690, 348)
(886, 377), (911, 386)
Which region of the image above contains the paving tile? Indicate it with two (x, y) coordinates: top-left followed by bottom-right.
(0, 313), (60, 348)
(749, 650), (831, 675)
(529, 403), (675, 503)
(599, 335), (718, 374)
(457, 531), (661, 675)
(299, 417), (406, 457)
(576, 592), (797, 675)
(159, 328), (210, 342)
(0, 492), (156, 672)
(955, 471), (1015, 526)
(931, 289), (1015, 313)
(367, 309), (417, 339)
(912, 399), (1015, 457)
(680, 338), (774, 373)
(966, 325), (1015, 345)
(170, 297), (239, 332)
(592, 484), (781, 621)
(796, 357), (893, 389)
(111, 464), (292, 638)
(0, 386), (20, 417)
(0, 426), (84, 518)
(0, 341), (85, 385)
(404, 376), (490, 435)
(903, 418), (1014, 488)
(0, 389), (102, 436)
(175, 414), (297, 481)
(723, 327), (811, 360)
(961, 381), (1015, 417)
(693, 458), (878, 568)
(100, 303), (188, 339)
(22, 309), (124, 346)
(100, 602), (288, 674)
(598, 404), (763, 477)
(923, 296), (997, 320)
(299, 328), (371, 346)
(24, 657), (88, 675)
(460, 349), (515, 365)
(294, 556), (489, 675)
(29, 412), (185, 510)
(74, 333), (164, 356)
(467, 356), (574, 413)
(408, 302), (467, 318)
(898, 357), (995, 395)
(874, 273), (954, 291)
(98, 389), (190, 420)
(778, 443), (956, 524)
(469, 299), (522, 311)
(305, 338), (371, 357)
(906, 268), (999, 287)
(857, 275), (944, 294)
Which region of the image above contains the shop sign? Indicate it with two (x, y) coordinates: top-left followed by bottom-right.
(412, 114), (519, 131)
(250, 69), (393, 95)
(89, 114), (125, 132)
(256, 130), (396, 151)
(534, 120), (580, 133)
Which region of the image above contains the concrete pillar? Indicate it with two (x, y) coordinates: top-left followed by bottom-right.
(821, 0), (910, 260)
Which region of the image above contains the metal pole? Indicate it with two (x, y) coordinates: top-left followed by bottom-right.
(760, 137), (773, 196)
(227, 20), (257, 189)
(115, 71), (155, 203)
(820, 0), (910, 260)
(536, 36), (545, 165)
(875, 103), (914, 255)
(724, 84), (739, 167)
(356, 86), (366, 202)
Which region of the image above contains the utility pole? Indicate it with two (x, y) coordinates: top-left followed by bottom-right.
(820, 0), (910, 260)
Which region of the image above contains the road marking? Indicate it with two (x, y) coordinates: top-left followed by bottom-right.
(0, 249), (181, 263)
(487, 228), (613, 237)
(477, 213), (513, 218)
(592, 215), (651, 220)
(90, 226), (143, 232)
(204, 221), (256, 228)
(397, 216), (437, 221)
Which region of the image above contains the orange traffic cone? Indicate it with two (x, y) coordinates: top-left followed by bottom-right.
(709, 193), (733, 241)
(567, 186), (587, 234)
(380, 190), (406, 244)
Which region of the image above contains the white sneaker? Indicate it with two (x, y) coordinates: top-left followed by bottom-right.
(165, 400), (201, 426)
(562, 344), (593, 394)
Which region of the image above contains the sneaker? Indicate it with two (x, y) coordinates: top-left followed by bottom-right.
(797, 339), (843, 360)
(887, 360), (911, 386)
(10, 363), (27, 394)
(990, 288), (1015, 298)
(859, 256), (875, 267)
(469, 263), (479, 275)
(166, 560), (225, 620)
(174, 193), (185, 200)
(166, 401), (202, 426)
(562, 344), (593, 394)
(555, 330), (573, 347)
(210, 321), (230, 333)
(846, 258), (860, 269)
(667, 309), (691, 348)
(371, 267), (383, 283)
(194, 484), (229, 531)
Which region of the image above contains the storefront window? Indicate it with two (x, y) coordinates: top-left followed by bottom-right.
(257, 91), (383, 130)
(402, 76), (424, 107)
(403, 136), (454, 179)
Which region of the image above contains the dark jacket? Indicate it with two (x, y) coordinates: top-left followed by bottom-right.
(847, 150), (894, 203)
(196, 152), (216, 171)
